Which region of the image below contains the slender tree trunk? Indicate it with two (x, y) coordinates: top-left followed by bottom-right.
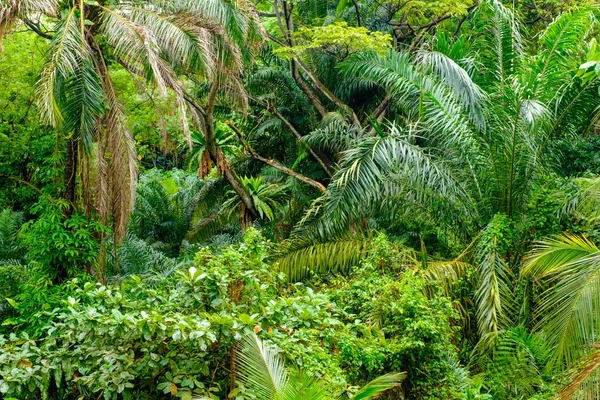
(64, 137), (78, 216)
(205, 82), (259, 220)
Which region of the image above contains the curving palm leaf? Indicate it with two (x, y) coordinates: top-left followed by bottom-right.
(276, 236), (372, 282)
(522, 234), (600, 367)
(234, 333), (404, 400)
(235, 333), (289, 399)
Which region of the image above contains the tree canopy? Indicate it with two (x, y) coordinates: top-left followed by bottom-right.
(2, 0), (600, 399)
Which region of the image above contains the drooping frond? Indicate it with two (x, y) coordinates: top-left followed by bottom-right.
(417, 50), (487, 130)
(108, 233), (181, 279)
(62, 57), (105, 152)
(0, 0), (58, 47)
(301, 113), (360, 154)
(522, 234), (600, 367)
(276, 236), (371, 282)
(297, 126), (476, 241)
(114, 5), (218, 77)
(422, 260), (472, 297)
(36, 6), (89, 128)
(157, 0), (263, 63)
(100, 5), (195, 146)
(475, 214), (514, 347)
(339, 51), (477, 149)
(95, 68), (138, 243)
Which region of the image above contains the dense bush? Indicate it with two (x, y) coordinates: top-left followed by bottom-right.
(0, 230), (464, 399)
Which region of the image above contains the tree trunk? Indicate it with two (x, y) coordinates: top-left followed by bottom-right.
(64, 137), (78, 216)
(204, 82), (259, 220)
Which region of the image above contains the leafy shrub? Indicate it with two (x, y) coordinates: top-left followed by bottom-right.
(324, 240), (464, 399)
(0, 229), (467, 399)
(20, 199), (108, 280)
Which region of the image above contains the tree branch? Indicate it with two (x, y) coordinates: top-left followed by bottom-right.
(22, 18), (53, 39)
(270, 105), (334, 177)
(226, 121), (326, 192)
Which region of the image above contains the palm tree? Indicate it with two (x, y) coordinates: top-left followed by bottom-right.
(280, 3), (599, 346)
(0, 0), (262, 249)
(234, 333), (405, 399)
(185, 124), (240, 179)
(223, 176), (287, 231)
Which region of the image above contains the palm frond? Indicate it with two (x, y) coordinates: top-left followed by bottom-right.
(36, 6), (89, 128)
(557, 349), (600, 400)
(276, 236), (371, 282)
(475, 214), (514, 346)
(522, 234), (600, 366)
(99, 71), (138, 242)
(351, 372), (406, 400)
(422, 260), (473, 297)
(529, 8), (595, 101)
(418, 50), (487, 130)
(284, 368), (332, 400)
(475, 0), (523, 85)
(235, 333), (289, 399)
(0, 0), (58, 47)
(339, 51), (476, 149)
(297, 126), (476, 241)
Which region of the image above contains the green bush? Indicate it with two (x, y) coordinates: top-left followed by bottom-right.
(20, 199), (108, 281)
(0, 229), (465, 399)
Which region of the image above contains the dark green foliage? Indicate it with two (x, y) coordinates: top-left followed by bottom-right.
(20, 199), (108, 281)
(0, 230), (464, 400)
(3, 1), (600, 399)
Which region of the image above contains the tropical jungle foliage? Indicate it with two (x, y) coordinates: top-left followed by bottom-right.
(3, 0), (600, 399)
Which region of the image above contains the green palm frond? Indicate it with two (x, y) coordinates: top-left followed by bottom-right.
(522, 233), (600, 367)
(235, 333), (289, 400)
(112, 5), (219, 76)
(475, 0), (523, 86)
(159, 0), (263, 62)
(339, 51), (476, 149)
(62, 57), (105, 152)
(36, 6), (89, 128)
(422, 260), (472, 297)
(301, 114), (360, 154)
(284, 368), (332, 400)
(297, 125), (476, 241)
(475, 214), (514, 346)
(351, 372), (406, 400)
(417, 50), (487, 130)
(547, 78), (599, 139)
(234, 333), (403, 400)
(276, 236), (371, 282)
(223, 176), (287, 222)
(485, 327), (551, 397)
(528, 8), (595, 101)
(563, 176), (600, 224)
(108, 233), (181, 279)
